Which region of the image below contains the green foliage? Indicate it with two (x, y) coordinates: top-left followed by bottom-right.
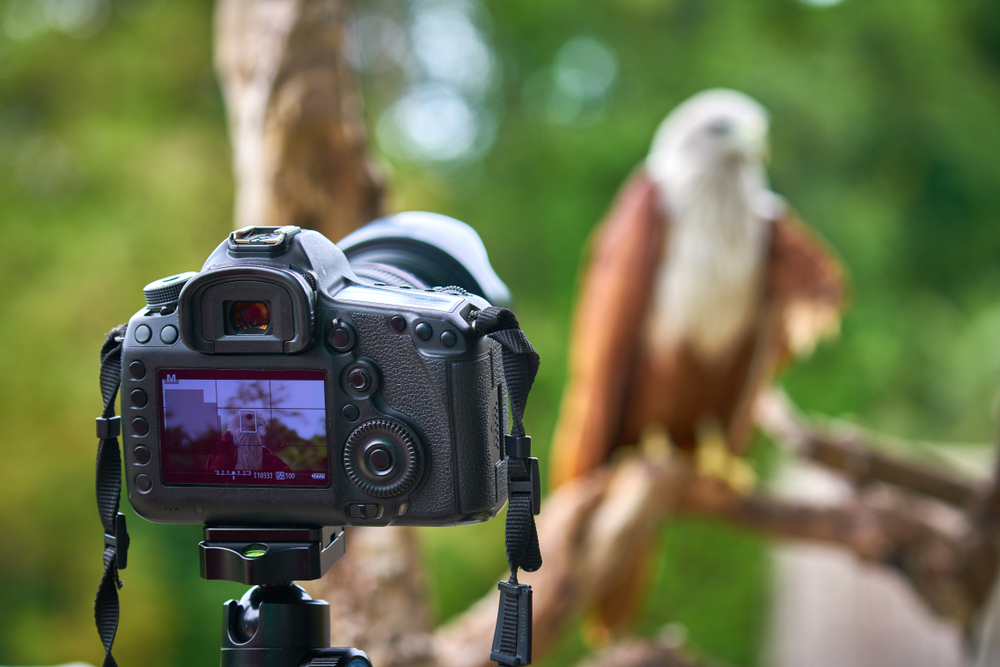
(2, 0), (1000, 666)
(0, 2), (233, 664)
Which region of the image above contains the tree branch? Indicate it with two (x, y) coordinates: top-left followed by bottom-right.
(435, 444), (995, 666)
(756, 388), (982, 508)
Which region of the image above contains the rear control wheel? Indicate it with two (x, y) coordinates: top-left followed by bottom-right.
(343, 419), (420, 498)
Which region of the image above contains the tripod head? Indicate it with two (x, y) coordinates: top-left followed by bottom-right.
(199, 526), (371, 667)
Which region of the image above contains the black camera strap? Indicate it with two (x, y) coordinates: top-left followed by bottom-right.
(471, 307), (543, 667)
(94, 325), (130, 667)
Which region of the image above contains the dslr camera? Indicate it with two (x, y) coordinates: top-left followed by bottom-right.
(120, 212), (515, 528)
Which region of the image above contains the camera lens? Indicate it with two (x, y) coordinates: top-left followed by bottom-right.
(229, 301), (270, 334)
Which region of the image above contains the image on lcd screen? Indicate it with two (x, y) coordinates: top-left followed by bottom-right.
(158, 369), (329, 486)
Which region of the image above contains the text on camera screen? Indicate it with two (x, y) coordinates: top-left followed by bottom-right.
(157, 369), (329, 487)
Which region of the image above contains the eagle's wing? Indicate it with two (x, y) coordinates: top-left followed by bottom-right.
(726, 201), (847, 451)
(768, 204), (848, 358)
(550, 170), (666, 488)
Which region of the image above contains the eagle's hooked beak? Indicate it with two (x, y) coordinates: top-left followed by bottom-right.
(728, 123), (768, 164)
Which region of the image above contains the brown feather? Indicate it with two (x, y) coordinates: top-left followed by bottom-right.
(767, 207), (848, 359)
(620, 334), (759, 452)
(718, 206), (849, 452)
(552, 191), (847, 472)
(549, 170), (665, 488)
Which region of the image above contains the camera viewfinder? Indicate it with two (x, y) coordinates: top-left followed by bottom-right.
(229, 301), (271, 334)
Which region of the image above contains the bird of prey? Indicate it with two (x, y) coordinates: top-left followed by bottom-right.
(549, 89), (846, 635)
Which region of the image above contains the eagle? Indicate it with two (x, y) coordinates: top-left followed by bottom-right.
(229, 410), (268, 471)
(549, 89), (847, 636)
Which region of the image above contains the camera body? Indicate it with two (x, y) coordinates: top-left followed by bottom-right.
(121, 216), (511, 527)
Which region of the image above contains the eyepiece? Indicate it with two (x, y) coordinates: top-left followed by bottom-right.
(229, 301), (271, 334)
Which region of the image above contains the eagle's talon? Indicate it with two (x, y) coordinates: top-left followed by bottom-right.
(695, 423), (756, 494)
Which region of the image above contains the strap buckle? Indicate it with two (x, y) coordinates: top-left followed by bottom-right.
(505, 435), (539, 515)
(508, 458), (541, 517)
(104, 512), (130, 570)
(95, 416), (121, 439)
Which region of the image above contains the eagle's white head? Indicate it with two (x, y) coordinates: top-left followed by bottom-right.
(646, 88), (770, 217)
(229, 410), (267, 447)
(644, 89), (775, 361)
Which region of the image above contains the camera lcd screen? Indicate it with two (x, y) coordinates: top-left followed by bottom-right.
(157, 369), (329, 487)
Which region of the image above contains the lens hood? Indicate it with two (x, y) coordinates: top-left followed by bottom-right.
(338, 212), (512, 307)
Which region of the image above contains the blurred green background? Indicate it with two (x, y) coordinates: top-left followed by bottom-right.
(1, 0), (999, 665)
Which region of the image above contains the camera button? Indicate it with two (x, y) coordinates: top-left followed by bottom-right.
(330, 328), (350, 347)
(414, 322), (432, 341)
(327, 320), (356, 352)
(134, 324), (152, 344)
(134, 474), (152, 494)
(133, 446), (151, 465)
(159, 325), (178, 344)
(342, 404), (360, 421)
(129, 389), (147, 408)
(131, 417), (149, 437)
(128, 360), (146, 379)
(389, 315), (407, 333)
(367, 446), (393, 473)
(440, 330), (457, 347)
(347, 368), (371, 392)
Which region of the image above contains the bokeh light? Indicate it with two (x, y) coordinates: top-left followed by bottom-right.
(354, 0), (500, 164)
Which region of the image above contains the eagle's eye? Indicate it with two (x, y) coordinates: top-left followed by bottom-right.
(707, 119), (731, 136)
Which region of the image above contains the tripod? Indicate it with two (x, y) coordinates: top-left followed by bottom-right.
(199, 526), (371, 667)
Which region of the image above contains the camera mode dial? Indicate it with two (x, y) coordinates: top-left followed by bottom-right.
(343, 419), (421, 498)
(143, 272), (197, 310)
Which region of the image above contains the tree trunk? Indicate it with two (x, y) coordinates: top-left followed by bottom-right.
(305, 527), (437, 667)
(215, 0), (383, 241)
(213, 4), (433, 666)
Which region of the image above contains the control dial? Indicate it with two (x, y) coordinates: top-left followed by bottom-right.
(143, 272), (197, 310)
(343, 419), (421, 498)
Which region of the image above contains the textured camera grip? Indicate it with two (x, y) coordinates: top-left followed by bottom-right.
(352, 313), (457, 517)
(450, 351), (500, 515)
